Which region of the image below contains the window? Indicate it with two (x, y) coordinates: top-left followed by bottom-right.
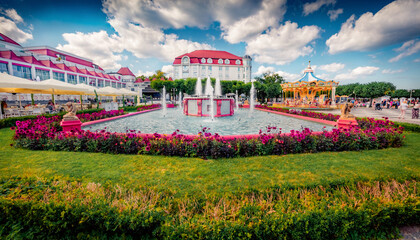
(0, 62), (8, 73)
(53, 71), (65, 82)
(238, 68), (241, 79)
(79, 76), (87, 84)
(13, 65), (32, 79)
(207, 58), (213, 64)
(225, 59), (230, 64)
(225, 67), (229, 78)
(182, 56), (189, 64)
(117, 82), (121, 89)
(208, 66), (212, 76)
(35, 69), (49, 80)
(219, 67), (222, 78)
(201, 66), (206, 77)
(105, 80), (110, 87)
(182, 65), (189, 72)
(112, 82), (116, 88)
(218, 59), (223, 64)
(182, 72), (189, 78)
(56, 54), (66, 61)
(89, 78), (96, 87)
(67, 74), (77, 84)
(201, 58), (206, 63)
(236, 60), (241, 65)
(192, 66), (197, 77)
(98, 79), (104, 88)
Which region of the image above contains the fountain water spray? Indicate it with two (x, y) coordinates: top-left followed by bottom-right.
(178, 91), (182, 109)
(210, 86), (215, 121)
(195, 77), (202, 96)
(235, 90), (239, 110)
(161, 86), (167, 116)
(250, 82), (255, 113)
(204, 76), (213, 96)
(215, 78), (222, 97)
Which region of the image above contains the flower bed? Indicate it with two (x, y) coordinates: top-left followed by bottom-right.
(13, 111), (405, 158)
(77, 109), (124, 122)
(256, 105), (340, 122)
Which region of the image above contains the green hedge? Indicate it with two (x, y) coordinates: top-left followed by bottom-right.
(0, 177), (418, 239)
(0, 108), (105, 129)
(394, 122), (420, 133)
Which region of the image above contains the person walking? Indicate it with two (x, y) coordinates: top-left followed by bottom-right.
(412, 100), (419, 119)
(399, 100), (408, 119)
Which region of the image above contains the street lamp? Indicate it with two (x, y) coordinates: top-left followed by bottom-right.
(410, 89), (415, 100)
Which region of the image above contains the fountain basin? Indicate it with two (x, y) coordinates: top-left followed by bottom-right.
(183, 97), (234, 117)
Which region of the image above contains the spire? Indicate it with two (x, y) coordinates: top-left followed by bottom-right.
(304, 60), (313, 73)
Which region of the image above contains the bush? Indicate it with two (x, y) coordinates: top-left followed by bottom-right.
(0, 177), (418, 239)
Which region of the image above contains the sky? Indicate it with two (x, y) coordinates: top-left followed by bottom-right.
(0, 0), (419, 89)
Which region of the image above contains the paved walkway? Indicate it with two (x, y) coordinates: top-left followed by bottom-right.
(313, 107), (420, 125)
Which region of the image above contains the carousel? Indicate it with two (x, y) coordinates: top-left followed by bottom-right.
(280, 61), (339, 108)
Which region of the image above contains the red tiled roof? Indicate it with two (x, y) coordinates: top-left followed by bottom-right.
(173, 50), (242, 65)
(135, 78), (143, 83)
(55, 63), (73, 72)
(79, 68), (94, 76)
(143, 78), (150, 82)
(68, 66), (84, 74)
(40, 60), (61, 70)
(0, 33), (21, 47)
(117, 67), (135, 77)
(21, 56), (44, 67)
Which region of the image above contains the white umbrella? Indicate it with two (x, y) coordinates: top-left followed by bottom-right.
(0, 72), (51, 94)
(97, 86), (121, 96)
(119, 88), (138, 96)
(38, 79), (87, 95)
(75, 83), (98, 95)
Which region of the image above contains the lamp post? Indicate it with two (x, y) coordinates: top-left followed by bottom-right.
(410, 89), (415, 101)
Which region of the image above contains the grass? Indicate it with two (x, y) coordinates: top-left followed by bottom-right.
(1, 128), (419, 197)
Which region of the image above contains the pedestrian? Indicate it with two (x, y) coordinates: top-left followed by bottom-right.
(398, 100), (408, 119)
(412, 100), (419, 119)
(1, 98), (7, 115)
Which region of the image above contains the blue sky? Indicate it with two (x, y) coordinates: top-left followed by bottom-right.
(0, 0), (419, 89)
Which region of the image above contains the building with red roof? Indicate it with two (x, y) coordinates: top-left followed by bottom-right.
(0, 33), (126, 89)
(172, 50), (252, 83)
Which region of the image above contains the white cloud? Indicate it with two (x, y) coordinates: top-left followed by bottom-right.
(303, 0), (336, 16)
(382, 69), (403, 74)
(327, 8), (343, 21)
(161, 65), (174, 76)
(2, 9), (23, 23)
(335, 66), (379, 80)
(136, 70), (154, 77)
(318, 62), (345, 72)
(275, 70), (301, 81)
(102, 0), (287, 44)
(246, 21), (321, 65)
(414, 58), (420, 62)
(57, 31), (123, 70)
(389, 39), (420, 62)
(326, 0), (420, 54)
(0, 15), (32, 43)
(253, 66), (275, 76)
(221, 0), (287, 43)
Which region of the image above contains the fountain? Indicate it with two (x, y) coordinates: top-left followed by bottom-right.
(250, 82), (255, 113)
(161, 86), (167, 116)
(183, 76), (235, 117)
(178, 91), (182, 109)
(195, 77), (202, 96)
(235, 90), (239, 110)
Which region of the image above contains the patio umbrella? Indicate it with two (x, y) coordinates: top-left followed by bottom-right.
(0, 72), (51, 94)
(38, 79), (87, 95)
(97, 86), (121, 96)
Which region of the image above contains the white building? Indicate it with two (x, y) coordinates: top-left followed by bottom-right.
(172, 50), (252, 83)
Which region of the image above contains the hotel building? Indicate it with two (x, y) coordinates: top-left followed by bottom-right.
(0, 33), (132, 89)
(172, 50), (252, 83)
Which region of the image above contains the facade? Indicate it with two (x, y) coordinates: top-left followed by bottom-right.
(0, 33), (129, 89)
(172, 50), (252, 83)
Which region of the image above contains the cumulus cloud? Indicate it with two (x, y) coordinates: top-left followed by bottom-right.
(246, 21), (321, 65)
(136, 70), (155, 77)
(326, 0), (420, 54)
(1, 8), (23, 23)
(327, 8), (343, 21)
(253, 66), (275, 76)
(382, 69), (403, 74)
(0, 8), (32, 43)
(318, 62), (345, 72)
(275, 70), (301, 81)
(161, 65), (174, 77)
(303, 0), (336, 16)
(414, 58), (420, 62)
(389, 39), (420, 62)
(334, 66), (379, 80)
(102, 0), (287, 44)
(57, 31), (123, 70)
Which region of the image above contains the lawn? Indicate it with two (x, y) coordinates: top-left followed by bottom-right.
(1, 127), (419, 196)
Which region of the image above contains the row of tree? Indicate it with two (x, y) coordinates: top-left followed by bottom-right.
(335, 82), (419, 99)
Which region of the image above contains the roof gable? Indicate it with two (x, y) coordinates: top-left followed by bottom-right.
(117, 67), (135, 77)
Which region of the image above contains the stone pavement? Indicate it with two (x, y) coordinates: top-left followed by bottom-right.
(314, 106), (420, 125)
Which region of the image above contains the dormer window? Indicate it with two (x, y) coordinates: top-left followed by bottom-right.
(225, 59), (230, 64)
(235, 60), (241, 65)
(207, 58), (213, 63)
(182, 56), (189, 64)
(218, 59), (223, 64)
(201, 58), (206, 63)
(56, 54), (66, 61)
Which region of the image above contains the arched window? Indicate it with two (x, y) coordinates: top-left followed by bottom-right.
(201, 58), (206, 63)
(207, 58), (213, 63)
(218, 59), (223, 64)
(182, 56), (189, 64)
(225, 59), (230, 64)
(235, 60), (241, 65)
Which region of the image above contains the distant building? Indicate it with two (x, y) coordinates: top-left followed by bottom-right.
(0, 33), (129, 89)
(172, 50), (252, 83)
